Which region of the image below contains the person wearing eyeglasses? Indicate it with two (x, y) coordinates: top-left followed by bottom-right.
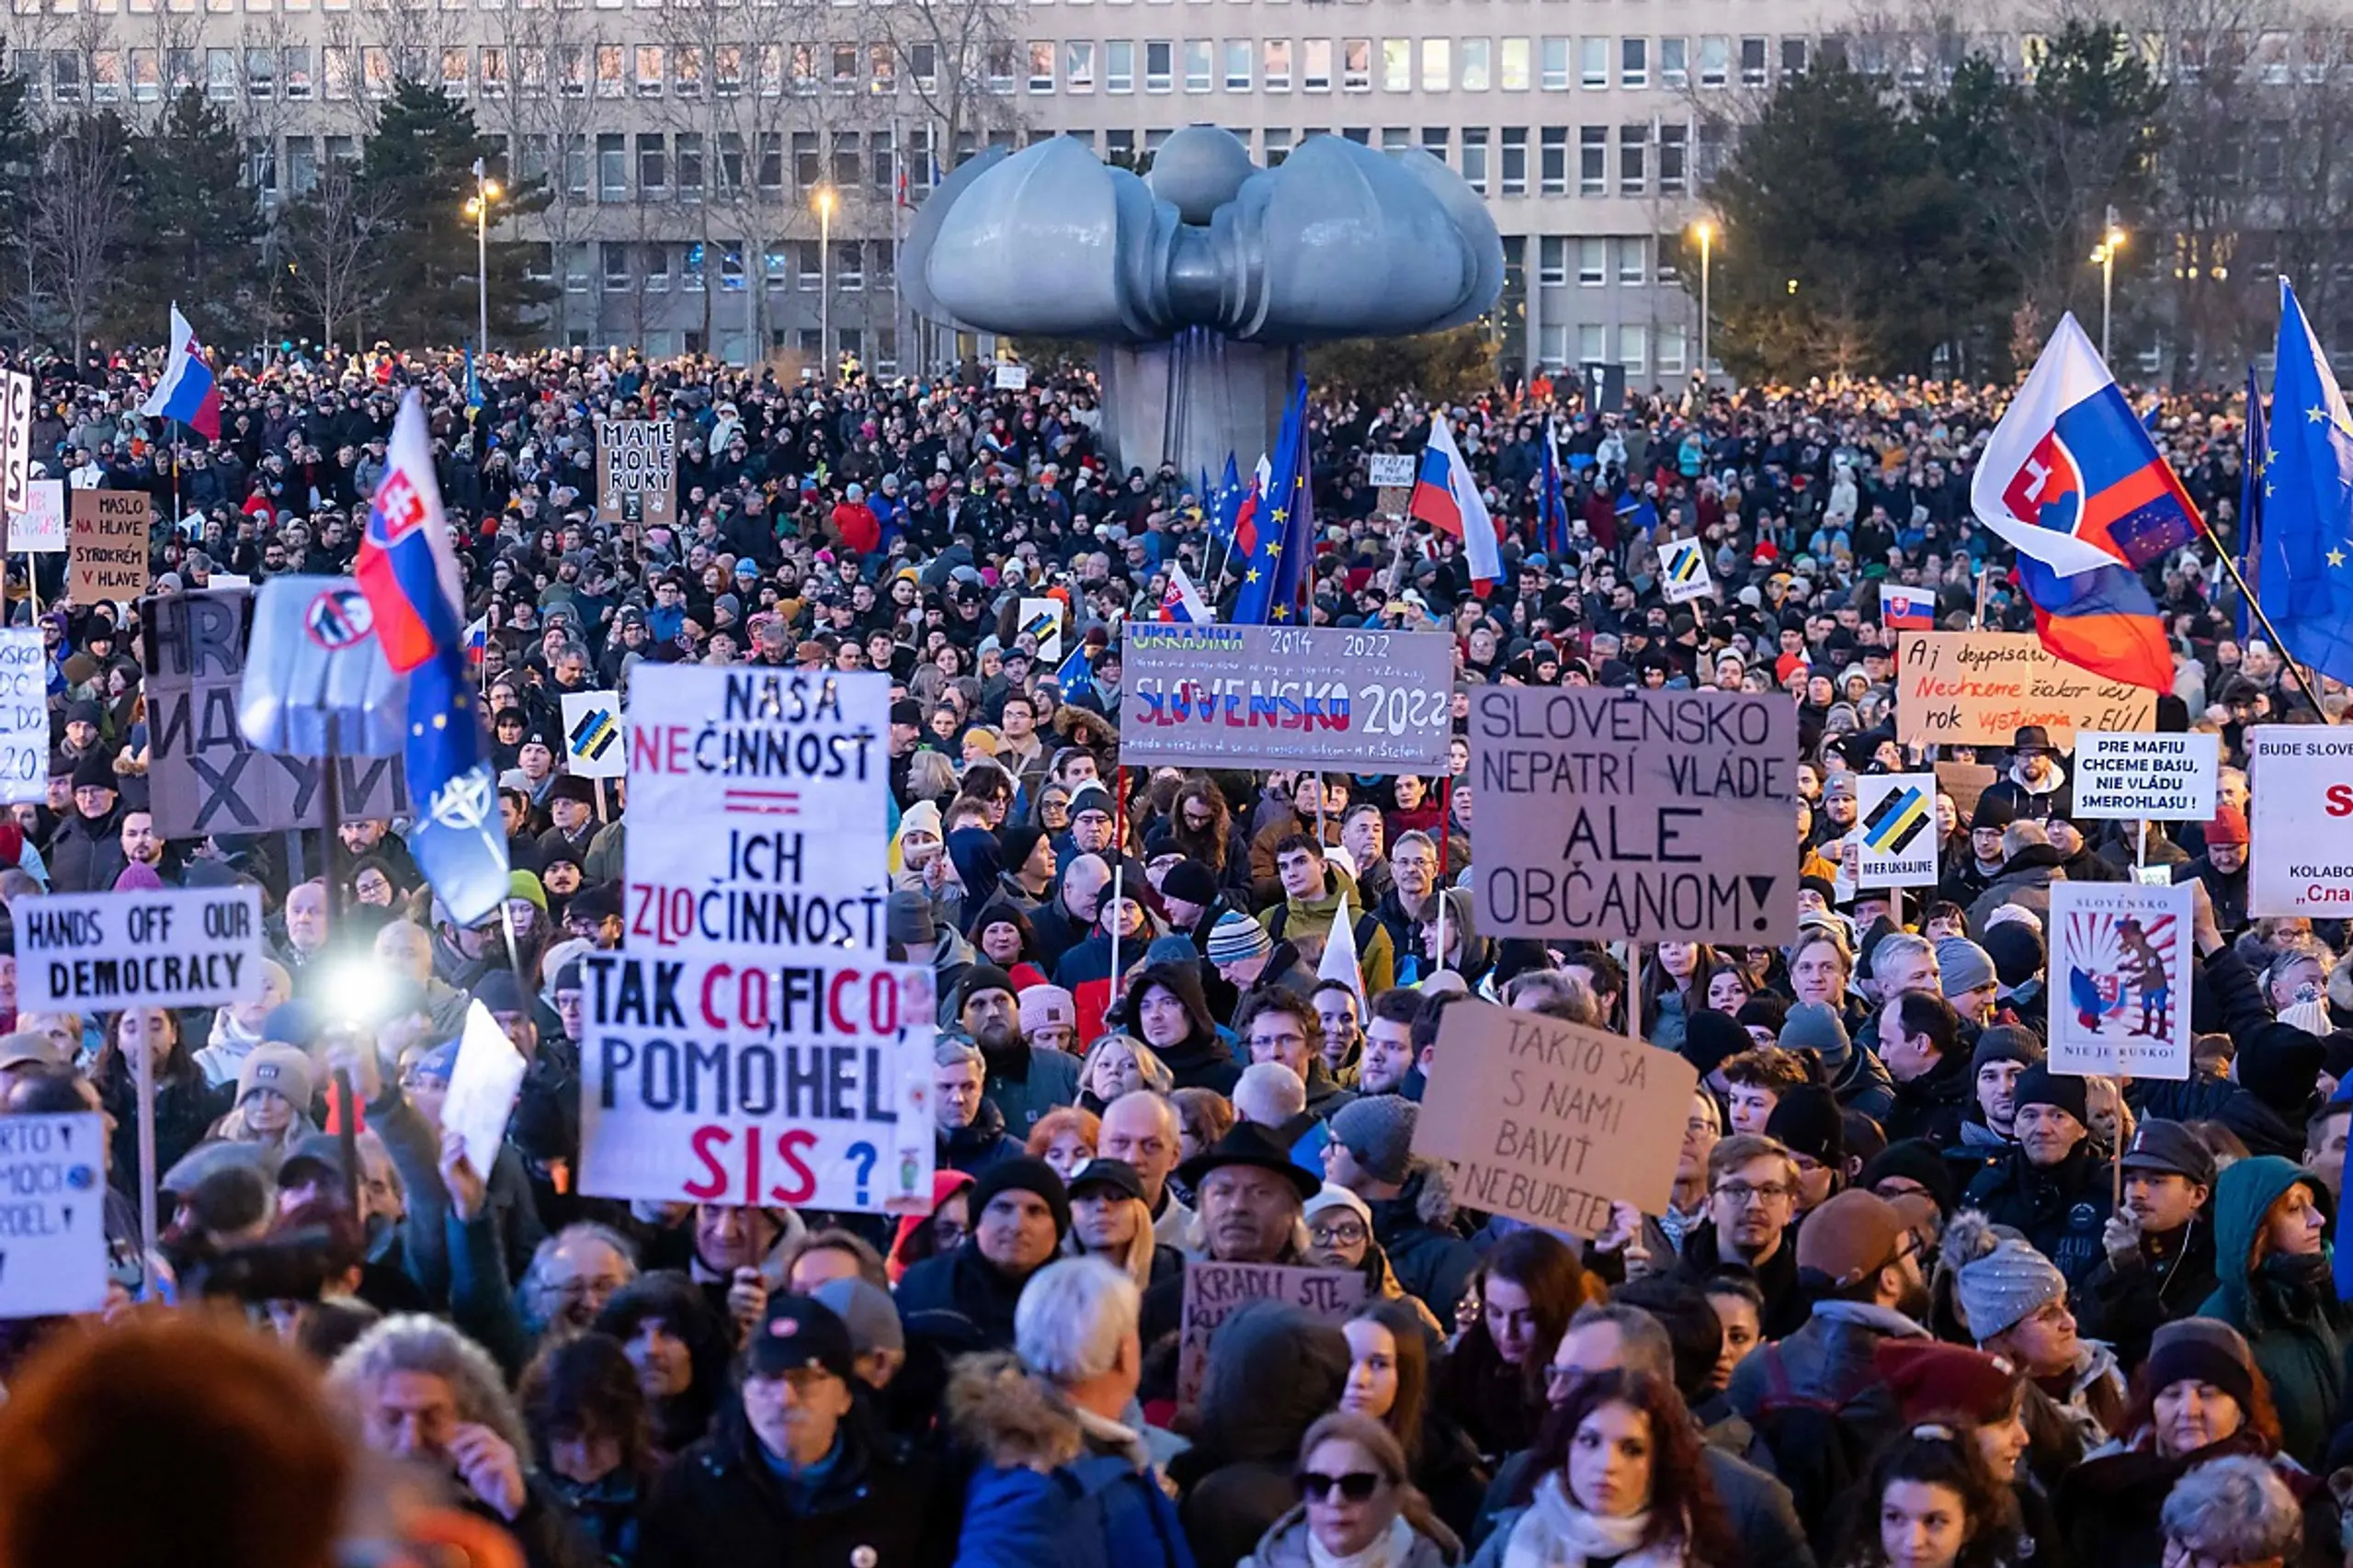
(1679, 1134), (1808, 1340)
(1238, 1410), (1462, 1568)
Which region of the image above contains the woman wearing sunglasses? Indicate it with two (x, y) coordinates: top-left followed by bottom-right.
(1240, 1411), (1462, 1568)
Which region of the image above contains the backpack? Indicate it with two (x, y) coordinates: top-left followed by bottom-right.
(1745, 1340), (1879, 1558)
(1265, 903), (1381, 957)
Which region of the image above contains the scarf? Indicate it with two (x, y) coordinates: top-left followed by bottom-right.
(1308, 1516), (1416, 1568)
(1502, 1472), (1684, 1568)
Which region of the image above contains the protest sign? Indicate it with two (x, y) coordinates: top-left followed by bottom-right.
(2072, 731), (2220, 822)
(0, 629), (43, 804)
(2048, 880), (2193, 1080)
(0, 1113), (109, 1320)
(995, 363), (1029, 391)
(141, 589), (408, 836)
(1894, 631), (2153, 748)
(1368, 453), (1416, 488)
(1471, 687), (1798, 943)
(1017, 597), (1063, 665)
(1414, 999), (1697, 1235)
(597, 418), (677, 527)
(17, 885), (265, 1013)
(576, 949), (936, 1213)
(1855, 773), (1940, 888)
(0, 369), (29, 519)
(2248, 726), (2353, 918)
(1177, 1260), (1365, 1409)
(1658, 538), (1714, 605)
(623, 665), (891, 957)
(1122, 623), (1453, 774)
(68, 489), (152, 603)
(1934, 761), (1998, 825)
(10, 479), (65, 553)
(445, 1002), (529, 1179)
(561, 689), (626, 779)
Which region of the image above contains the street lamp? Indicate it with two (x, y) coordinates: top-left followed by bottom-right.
(465, 158), (502, 366)
(1689, 219), (1715, 387)
(814, 185), (836, 379)
(2091, 223), (2126, 364)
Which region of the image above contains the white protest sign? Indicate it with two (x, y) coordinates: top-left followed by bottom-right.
(14, 479), (65, 553)
(577, 949), (937, 1214)
(1368, 453), (1416, 488)
(2072, 731), (2219, 822)
(2048, 880), (2193, 1080)
(1017, 597), (1063, 666)
(16, 885), (265, 1013)
(0, 629), (44, 804)
(0, 369), (30, 519)
(1472, 687), (1799, 943)
(0, 1113), (109, 1319)
(623, 666), (890, 958)
(1658, 537), (1714, 605)
(2249, 726), (2353, 918)
(995, 363), (1029, 391)
(560, 689), (626, 780)
(444, 1002), (529, 1179)
(1854, 772), (1940, 888)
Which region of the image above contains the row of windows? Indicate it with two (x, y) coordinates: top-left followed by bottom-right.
(1535, 322), (1688, 378)
(1022, 34), (1817, 94)
(543, 239), (899, 294)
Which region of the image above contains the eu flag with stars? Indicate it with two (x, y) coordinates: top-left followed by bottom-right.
(1231, 377), (1313, 625)
(2259, 278), (2353, 687)
(2237, 365), (2266, 643)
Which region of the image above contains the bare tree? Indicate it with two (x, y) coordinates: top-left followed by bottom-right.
(27, 113), (132, 353)
(278, 157), (400, 354)
(879, 0), (1021, 169)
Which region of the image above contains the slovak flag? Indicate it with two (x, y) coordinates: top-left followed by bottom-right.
(1157, 562), (1211, 624)
(357, 392), (466, 674)
(1970, 313), (2197, 689)
(463, 613), (488, 666)
(141, 304), (221, 439)
(1880, 583), (1936, 630)
(1411, 414), (1502, 597)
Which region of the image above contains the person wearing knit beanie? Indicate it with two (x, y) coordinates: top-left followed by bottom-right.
(1940, 1212), (2073, 1361)
(1734, 993), (1789, 1048)
(1937, 938), (1999, 1025)
(1207, 910), (1274, 977)
(1968, 1026), (2044, 1140)
(1017, 984), (1077, 1051)
(2234, 1022), (2325, 1119)
(1765, 1085), (1846, 1207)
(998, 826), (1053, 898)
(1159, 858), (1221, 919)
(2139, 1329), (2259, 1420)
(1872, 1337), (2023, 1425)
(1778, 1000), (1850, 1070)
(1325, 1095), (1419, 1192)
(968, 1154), (1074, 1243)
(1981, 922), (2047, 998)
(1680, 1008), (1750, 1086)
(233, 1041), (316, 1118)
(1860, 1139), (1960, 1217)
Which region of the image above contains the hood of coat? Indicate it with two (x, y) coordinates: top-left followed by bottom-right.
(947, 1350), (1088, 1472)
(2210, 1154), (2325, 1297)
(1198, 1300), (1350, 1463)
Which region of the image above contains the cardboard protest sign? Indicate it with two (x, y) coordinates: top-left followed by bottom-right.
(444, 1002), (529, 1179)
(1368, 454), (1416, 488)
(623, 666), (892, 958)
(10, 479), (65, 553)
(1933, 762), (1998, 825)
(2072, 731), (2219, 823)
(1017, 597), (1063, 665)
(1658, 538), (1713, 605)
(597, 418), (677, 527)
(561, 689), (626, 779)
(0, 1113), (109, 1319)
(576, 949), (936, 1213)
(2048, 880), (2192, 1081)
(1414, 999), (1697, 1235)
(1123, 623), (1454, 774)
(0, 629), (44, 804)
(1177, 1260), (1365, 1409)
(1894, 631), (2153, 748)
(140, 589), (409, 837)
(68, 489), (152, 603)
(0, 369), (30, 519)
(1855, 772), (1940, 888)
(1471, 687), (1798, 943)
(2248, 726), (2353, 918)
(17, 885), (265, 1013)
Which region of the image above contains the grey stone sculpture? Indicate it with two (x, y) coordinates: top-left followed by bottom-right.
(902, 125), (1503, 480)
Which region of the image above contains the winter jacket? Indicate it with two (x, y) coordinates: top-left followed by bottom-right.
(1472, 1444), (1814, 1568)
(1259, 863), (1395, 997)
(1168, 1301), (1351, 1568)
(2075, 1211), (2221, 1372)
(981, 1040), (1084, 1142)
(1962, 1143), (2115, 1298)
(946, 1352), (1195, 1568)
(2059, 1426), (2340, 1568)
(941, 1096), (1025, 1176)
(896, 1239), (1046, 1354)
(1965, 846), (2068, 939)
(1881, 1046), (1974, 1148)
(635, 1405), (953, 1568)
(1678, 1221), (1807, 1341)
(1370, 1165), (1480, 1325)
(1727, 1301), (1927, 1553)
(1824, 1043), (1896, 1126)
(2196, 1156), (2352, 1468)
(1244, 1505), (1459, 1568)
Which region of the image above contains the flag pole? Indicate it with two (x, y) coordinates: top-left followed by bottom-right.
(2211, 546), (2337, 722)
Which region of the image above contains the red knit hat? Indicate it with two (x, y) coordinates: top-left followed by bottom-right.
(2205, 803), (2250, 847)
(1872, 1338), (2020, 1424)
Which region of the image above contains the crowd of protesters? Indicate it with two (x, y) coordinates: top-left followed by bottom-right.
(0, 342), (2348, 1568)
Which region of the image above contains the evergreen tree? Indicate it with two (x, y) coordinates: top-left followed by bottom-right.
(114, 88), (263, 348)
(356, 78), (552, 347)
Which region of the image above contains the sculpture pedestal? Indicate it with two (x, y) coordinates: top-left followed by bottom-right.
(1097, 329), (1304, 483)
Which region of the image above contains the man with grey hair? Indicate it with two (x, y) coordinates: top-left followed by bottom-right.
(946, 1257), (1191, 1568)
(329, 1314), (599, 1568)
(1869, 931), (1941, 1004)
